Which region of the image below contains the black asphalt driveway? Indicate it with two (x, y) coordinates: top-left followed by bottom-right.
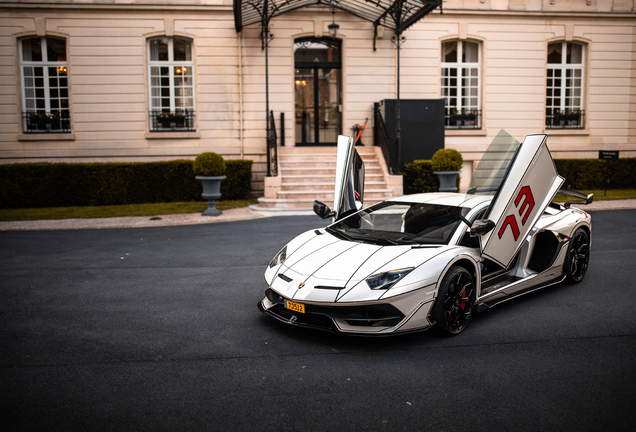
(1, 210), (635, 432)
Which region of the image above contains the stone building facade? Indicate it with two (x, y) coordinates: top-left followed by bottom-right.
(0, 1), (634, 193)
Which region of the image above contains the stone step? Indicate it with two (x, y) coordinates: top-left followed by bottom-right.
(283, 152), (374, 157)
(278, 146), (376, 155)
(280, 173), (384, 183)
(276, 189), (393, 201)
(253, 197), (387, 210)
(280, 181), (387, 192)
(278, 155), (380, 166)
(280, 167), (383, 176)
(258, 145), (392, 215)
(279, 160), (380, 169)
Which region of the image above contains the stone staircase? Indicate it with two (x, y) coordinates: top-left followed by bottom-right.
(251, 146), (401, 214)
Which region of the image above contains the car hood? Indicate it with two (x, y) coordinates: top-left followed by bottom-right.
(267, 229), (454, 303)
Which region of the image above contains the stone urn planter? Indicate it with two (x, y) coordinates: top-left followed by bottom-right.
(431, 148), (463, 193)
(196, 175), (227, 216)
(193, 152), (226, 216)
(433, 170), (462, 192)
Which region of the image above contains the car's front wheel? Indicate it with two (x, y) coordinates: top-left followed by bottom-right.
(564, 228), (590, 284)
(431, 265), (475, 336)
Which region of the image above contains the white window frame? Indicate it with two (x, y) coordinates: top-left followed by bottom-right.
(19, 37), (69, 120)
(147, 37), (196, 115)
(546, 41), (585, 126)
(441, 40), (481, 129)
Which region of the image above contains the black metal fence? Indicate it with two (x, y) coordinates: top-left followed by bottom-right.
(545, 109), (585, 129)
(149, 110), (196, 132)
(444, 109), (481, 129)
(22, 112), (71, 133)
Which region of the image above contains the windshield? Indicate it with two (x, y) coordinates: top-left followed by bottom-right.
(327, 202), (470, 246)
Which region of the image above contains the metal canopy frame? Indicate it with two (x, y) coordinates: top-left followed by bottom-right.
(234, 0), (442, 36)
(233, 0), (442, 176)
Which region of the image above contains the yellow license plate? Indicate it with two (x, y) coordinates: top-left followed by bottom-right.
(285, 300), (305, 314)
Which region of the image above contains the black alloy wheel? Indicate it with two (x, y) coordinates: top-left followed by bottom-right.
(565, 228), (590, 284)
(432, 266), (475, 336)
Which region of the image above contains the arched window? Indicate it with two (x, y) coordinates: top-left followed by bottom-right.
(20, 36), (70, 133)
(147, 37), (195, 132)
(441, 40), (481, 129)
(546, 42), (585, 129)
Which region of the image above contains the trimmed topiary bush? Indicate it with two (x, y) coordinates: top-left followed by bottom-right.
(193, 152), (226, 177)
(431, 148), (463, 172)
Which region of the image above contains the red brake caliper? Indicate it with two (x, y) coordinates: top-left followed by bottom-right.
(460, 283), (466, 311)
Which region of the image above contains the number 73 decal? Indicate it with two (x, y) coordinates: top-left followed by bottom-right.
(498, 186), (534, 241)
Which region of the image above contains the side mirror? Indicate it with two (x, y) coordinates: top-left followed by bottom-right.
(314, 200), (335, 219)
(470, 219), (496, 237)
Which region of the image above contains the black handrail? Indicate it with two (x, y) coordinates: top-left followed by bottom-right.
(267, 110), (278, 177)
(374, 103), (399, 175)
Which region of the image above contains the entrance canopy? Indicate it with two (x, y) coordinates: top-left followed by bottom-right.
(233, 0), (442, 35)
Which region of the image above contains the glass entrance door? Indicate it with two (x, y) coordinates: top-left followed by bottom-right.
(294, 38), (342, 145)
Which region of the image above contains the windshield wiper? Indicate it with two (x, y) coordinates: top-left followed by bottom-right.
(326, 227), (355, 242)
(467, 187), (499, 194)
(377, 236), (398, 245)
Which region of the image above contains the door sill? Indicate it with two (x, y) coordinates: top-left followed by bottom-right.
(295, 143), (337, 147)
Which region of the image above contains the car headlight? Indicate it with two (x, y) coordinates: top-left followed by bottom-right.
(269, 245), (287, 268)
(365, 268), (414, 290)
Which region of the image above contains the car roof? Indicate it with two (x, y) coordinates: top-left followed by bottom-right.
(385, 192), (493, 209)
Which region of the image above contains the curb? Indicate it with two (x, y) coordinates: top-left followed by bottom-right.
(1, 199), (635, 232)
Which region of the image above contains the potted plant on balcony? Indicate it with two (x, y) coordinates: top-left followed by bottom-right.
(451, 108), (477, 122)
(432, 148), (463, 192)
(29, 113), (54, 131)
(194, 152), (226, 216)
(157, 112), (186, 128)
(554, 108), (581, 122)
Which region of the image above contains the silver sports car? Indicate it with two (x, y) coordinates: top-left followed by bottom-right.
(258, 130), (593, 336)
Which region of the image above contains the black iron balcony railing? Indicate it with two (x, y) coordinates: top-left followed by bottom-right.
(149, 110), (196, 132)
(23, 111), (71, 133)
(445, 109), (482, 129)
(546, 109), (585, 129)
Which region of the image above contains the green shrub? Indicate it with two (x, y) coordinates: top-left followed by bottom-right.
(193, 152), (226, 176)
(431, 149), (463, 172)
(403, 159), (461, 194)
(403, 157), (636, 196)
(221, 160), (253, 200)
(0, 159), (253, 209)
(555, 158), (636, 190)
(403, 160), (438, 194)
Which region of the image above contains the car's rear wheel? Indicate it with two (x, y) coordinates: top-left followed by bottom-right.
(431, 265), (475, 336)
(564, 228), (590, 284)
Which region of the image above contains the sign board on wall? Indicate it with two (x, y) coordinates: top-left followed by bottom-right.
(599, 151), (619, 160)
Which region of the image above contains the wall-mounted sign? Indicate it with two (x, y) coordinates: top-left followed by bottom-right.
(599, 151), (619, 160)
